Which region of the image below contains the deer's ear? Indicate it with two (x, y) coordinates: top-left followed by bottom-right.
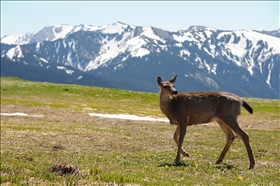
(157, 76), (162, 86)
(169, 74), (178, 84)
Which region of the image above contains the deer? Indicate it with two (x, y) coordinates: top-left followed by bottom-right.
(157, 74), (255, 169)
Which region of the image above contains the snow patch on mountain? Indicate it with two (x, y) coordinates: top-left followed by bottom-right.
(57, 66), (74, 74)
(102, 22), (129, 34)
(1, 33), (33, 45)
(203, 47), (215, 58)
(131, 48), (150, 58)
(266, 62), (274, 87)
(51, 24), (74, 40)
(6, 45), (23, 60)
(1, 24), (103, 45)
(218, 30), (279, 75)
(85, 30), (137, 71)
(179, 49), (191, 59)
(204, 28), (217, 38)
(141, 27), (165, 43)
(173, 31), (197, 43)
(126, 35), (150, 57)
(55, 42), (61, 53)
(84, 24), (157, 71)
(71, 24), (100, 33)
(40, 58), (48, 63)
(35, 42), (41, 51)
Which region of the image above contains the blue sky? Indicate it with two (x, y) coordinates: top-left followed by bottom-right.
(1, 1), (279, 37)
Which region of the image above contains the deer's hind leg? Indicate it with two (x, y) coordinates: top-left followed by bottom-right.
(174, 125), (189, 157)
(224, 119), (255, 169)
(216, 120), (236, 164)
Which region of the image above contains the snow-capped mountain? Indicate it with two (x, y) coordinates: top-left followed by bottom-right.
(1, 22), (279, 98)
(0, 24), (101, 45)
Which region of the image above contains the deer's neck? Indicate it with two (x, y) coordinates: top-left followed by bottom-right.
(159, 95), (173, 116)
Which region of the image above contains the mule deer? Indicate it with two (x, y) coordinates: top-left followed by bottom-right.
(157, 74), (255, 169)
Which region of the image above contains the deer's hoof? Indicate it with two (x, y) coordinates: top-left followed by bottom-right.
(174, 161), (187, 166)
(215, 159), (223, 164)
(249, 163), (255, 169)
(174, 158), (180, 165)
(182, 151), (189, 157)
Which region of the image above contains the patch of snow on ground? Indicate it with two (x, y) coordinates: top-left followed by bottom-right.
(89, 113), (169, 122)
(1, 112), (43, 117)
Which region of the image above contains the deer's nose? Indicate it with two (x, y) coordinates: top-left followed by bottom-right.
(173, 90), (178, 95)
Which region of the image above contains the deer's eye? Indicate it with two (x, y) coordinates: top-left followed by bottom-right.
(163, 86), (168, 89)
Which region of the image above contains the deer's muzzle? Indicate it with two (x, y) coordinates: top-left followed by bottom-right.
(172, 90), (178, 95)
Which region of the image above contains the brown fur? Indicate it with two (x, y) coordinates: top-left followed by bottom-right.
(157, 74), (255, 169)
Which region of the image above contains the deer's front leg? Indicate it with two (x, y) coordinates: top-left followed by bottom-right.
(174, 122), (187, 164)
(173, 125), (189, 157)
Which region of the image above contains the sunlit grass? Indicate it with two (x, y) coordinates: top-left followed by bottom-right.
(1, 77), (160, 117)
(1, 118), (279, 185)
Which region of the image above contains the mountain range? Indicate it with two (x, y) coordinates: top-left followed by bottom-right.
(1, 21), (279, 99)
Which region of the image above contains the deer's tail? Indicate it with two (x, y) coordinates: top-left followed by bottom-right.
(242, 100), (253, 114)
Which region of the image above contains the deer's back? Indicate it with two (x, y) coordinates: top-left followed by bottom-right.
(171, 91), (242, 124)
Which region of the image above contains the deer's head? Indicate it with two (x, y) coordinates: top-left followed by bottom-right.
(157, 75), (178, 96)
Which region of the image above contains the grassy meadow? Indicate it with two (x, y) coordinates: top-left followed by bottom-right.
(1, 77), (279, 185)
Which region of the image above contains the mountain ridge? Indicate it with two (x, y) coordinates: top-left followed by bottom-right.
(1, 22), (279, 99)
(2, 21), (279, 45)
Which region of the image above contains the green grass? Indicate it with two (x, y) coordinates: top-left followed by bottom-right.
(1, 77), (279, 117)
(1, 77), (280, 185)
(245, 97), (279, 116)
(1, 77), (160, 116)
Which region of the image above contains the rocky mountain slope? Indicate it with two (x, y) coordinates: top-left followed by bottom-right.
(1, 22), (279, 98)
